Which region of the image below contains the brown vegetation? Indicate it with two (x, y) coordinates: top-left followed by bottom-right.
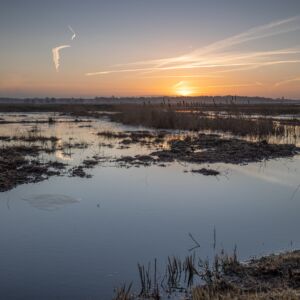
(0, 145), (66, 192)
(110, 105), (291, 138)
(112, 132), (299, 167)
(113, 250), (300, 300)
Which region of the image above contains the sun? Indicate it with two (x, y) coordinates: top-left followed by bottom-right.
(176, 87), (193, 96)
(173, 81), (194, 96)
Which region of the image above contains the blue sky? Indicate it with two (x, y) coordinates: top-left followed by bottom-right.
(1, 0), (300, 98)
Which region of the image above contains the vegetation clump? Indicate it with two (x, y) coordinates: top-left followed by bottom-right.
(0, 145), (66, 192)
(113, 250), (300, 300)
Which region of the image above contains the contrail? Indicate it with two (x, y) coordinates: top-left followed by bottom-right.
(68, 25), (76, 41)
(52, 45), (71, 71)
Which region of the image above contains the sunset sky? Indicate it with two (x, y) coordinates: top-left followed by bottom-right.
(1, 0), (300, 98)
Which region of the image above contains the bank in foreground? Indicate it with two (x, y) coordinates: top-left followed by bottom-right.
(114, 250), (300, 299)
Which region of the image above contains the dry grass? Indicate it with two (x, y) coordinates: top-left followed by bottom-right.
(110, 105), (288, 138)
(0, 102), (298, 138)
(192, 287), (300, 299)
(113, 249), (300, 300)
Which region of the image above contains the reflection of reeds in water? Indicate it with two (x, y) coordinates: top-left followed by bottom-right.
(129, 250), (240, 299)
(113, 283), (132, 300)
(166, 256), (182, 290)
(137, 259), (160, 299)
(213, 226), (216, 251)
(113, 228), (243, 300)
(184, 254), (199, 288)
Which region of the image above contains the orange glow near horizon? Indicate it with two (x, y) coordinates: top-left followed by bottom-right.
(173, 81), (197, 96)
(1, 13), (300, 99)
(175, 86), (194, 96)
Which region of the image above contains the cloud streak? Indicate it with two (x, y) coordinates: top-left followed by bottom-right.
(85, 15), (300, 78)
(274, 76), (300, 87)
(52, 45), (71, 72)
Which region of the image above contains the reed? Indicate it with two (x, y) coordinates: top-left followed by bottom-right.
(110, 105), (289, 139)
(137, 260), (160, 299)
(113, 283), (133, 300)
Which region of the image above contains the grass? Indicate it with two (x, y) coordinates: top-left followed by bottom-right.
(110, 105), (290, 138)
(0, 126), (59, 144)
(178, 102), (300, 116)
(113, 248), (300, 300)
(191, 288), (300, 299)
(0, 102), (298, 139)
(0, 103), (113, 113)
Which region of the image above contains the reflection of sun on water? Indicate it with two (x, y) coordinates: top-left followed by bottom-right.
(55, 139), (73, 161)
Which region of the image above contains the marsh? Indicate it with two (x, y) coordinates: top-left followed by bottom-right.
(0, 105), (299, 299)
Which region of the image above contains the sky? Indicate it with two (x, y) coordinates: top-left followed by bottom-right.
(1, 0), (300, 98)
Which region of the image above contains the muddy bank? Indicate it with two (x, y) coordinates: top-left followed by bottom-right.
(0, 143), (103, 192)
(114, 250), (300, 300)
(104, 131), (299, 168)
(0, 145), (67, 192)
(98, 130), (167, 146)
(69, 155), (107, 178)
(191, 250), (300, 299)
(190, 168), (220, 176)
(0, 118), (92, 125)
(0, 135), (59, 143)
(0, 135), (95, 192)
(152, 134), (299, 165)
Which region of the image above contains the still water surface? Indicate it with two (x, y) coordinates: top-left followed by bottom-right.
(0, 113), (299, 299)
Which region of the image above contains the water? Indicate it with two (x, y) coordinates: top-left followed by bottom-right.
(0, 113), (300, 299)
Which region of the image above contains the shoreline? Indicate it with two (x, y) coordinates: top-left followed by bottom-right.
(114, 249), (300, 299)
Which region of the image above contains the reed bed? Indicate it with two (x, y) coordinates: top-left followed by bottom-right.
(110, 105), (290, 139)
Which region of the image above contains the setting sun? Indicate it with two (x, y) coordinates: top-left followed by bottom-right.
(177, 87), (193, 96)
(174, 81), (195, 96)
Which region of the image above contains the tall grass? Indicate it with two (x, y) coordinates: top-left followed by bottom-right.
(111, 105), (287, 138)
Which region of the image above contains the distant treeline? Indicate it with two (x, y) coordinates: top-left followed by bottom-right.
(0, 95), (299, 105)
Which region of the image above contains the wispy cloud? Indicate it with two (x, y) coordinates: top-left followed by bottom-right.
(85, 15), (300, 77)
(52, 45), (71, 72)
(205, 82), (262, 89)
(274, 76), (300, 87)
(173, 81), (186, 88)
(141, 74), (224, 79)
(68, 25), (76, 41)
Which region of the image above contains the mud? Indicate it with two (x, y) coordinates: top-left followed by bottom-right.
(0, 145), (67, 192)
(151, 134), (299, 165)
